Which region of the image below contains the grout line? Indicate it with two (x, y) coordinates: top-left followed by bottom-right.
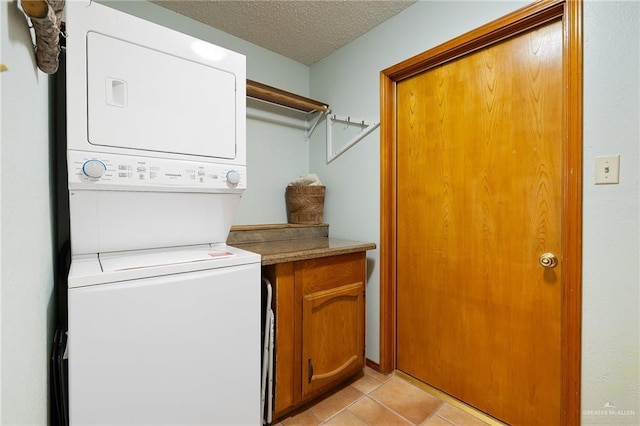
(316, 376), (423, 426)
(393, 371), (507, 426)
(432, 414), (456, 426)
(312, 374), (384, 424)
(375, 399), (443, 425)
(333, 393), (424, 426)
(363, 377), (445, 426)
(310, 371), (470, 426)
(315, 393), (367, 425)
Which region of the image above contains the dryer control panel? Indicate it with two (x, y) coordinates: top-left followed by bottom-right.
(68, 151), (246, 192)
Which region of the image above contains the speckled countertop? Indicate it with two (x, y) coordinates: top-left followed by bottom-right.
(227, 223), (376, 265)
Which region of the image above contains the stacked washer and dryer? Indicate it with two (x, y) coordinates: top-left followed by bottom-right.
(65, 2), (260, 425)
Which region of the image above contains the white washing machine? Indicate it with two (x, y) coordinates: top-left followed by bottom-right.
(65, 2), (260, 424)
(68, 245), (260, 425)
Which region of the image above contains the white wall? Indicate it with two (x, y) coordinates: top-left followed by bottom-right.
(101, 1), (313, 225)
(581, 1), (639, 423)
(310, 1), (639, 424)
(0, 2), (55, 424)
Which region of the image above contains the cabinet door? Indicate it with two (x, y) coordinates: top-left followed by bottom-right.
(296, 256), (365, 399)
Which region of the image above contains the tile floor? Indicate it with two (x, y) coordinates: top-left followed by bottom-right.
(274, 367), (493, 426)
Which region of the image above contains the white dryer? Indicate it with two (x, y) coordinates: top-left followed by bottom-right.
(65, 0), (247, 255)
(64, 2), (260, 425)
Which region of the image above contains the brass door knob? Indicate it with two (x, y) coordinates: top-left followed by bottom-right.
(539, 252), (558, 268)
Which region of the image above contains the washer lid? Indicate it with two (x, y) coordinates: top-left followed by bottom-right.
(100, 246), (234, 272)
(68, 244), (260, 289)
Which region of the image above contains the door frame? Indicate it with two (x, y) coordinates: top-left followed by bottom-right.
(379, 0), (582, 423)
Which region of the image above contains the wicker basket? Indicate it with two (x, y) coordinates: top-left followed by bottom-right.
(285, 185), (326, 224)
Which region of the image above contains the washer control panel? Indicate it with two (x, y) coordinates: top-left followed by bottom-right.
(69, 151), (246, 191)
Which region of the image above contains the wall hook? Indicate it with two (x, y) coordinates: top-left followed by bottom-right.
(326, 113), (380, 163)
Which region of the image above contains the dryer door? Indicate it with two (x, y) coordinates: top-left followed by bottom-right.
(86, 32), (237, 159)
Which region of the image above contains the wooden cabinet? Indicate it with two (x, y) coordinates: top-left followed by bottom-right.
(298, 255), (365, 400)
(263, 251), (366, 419)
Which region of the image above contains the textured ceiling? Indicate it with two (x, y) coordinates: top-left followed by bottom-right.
(150, 1), (417, 66)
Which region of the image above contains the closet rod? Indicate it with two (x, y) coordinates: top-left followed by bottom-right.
(247, 79), (330, 114)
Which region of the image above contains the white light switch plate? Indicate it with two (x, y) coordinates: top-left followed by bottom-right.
(594, 155), (620, 184)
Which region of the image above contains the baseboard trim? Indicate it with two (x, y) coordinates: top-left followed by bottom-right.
(365, 358), (380, 372)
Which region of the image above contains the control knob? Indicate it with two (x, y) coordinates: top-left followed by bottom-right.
(82, 159), (107, 179)
(226, 170), (241, 186)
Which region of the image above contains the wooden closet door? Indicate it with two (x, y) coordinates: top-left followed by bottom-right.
(396, 20), (563, 425)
